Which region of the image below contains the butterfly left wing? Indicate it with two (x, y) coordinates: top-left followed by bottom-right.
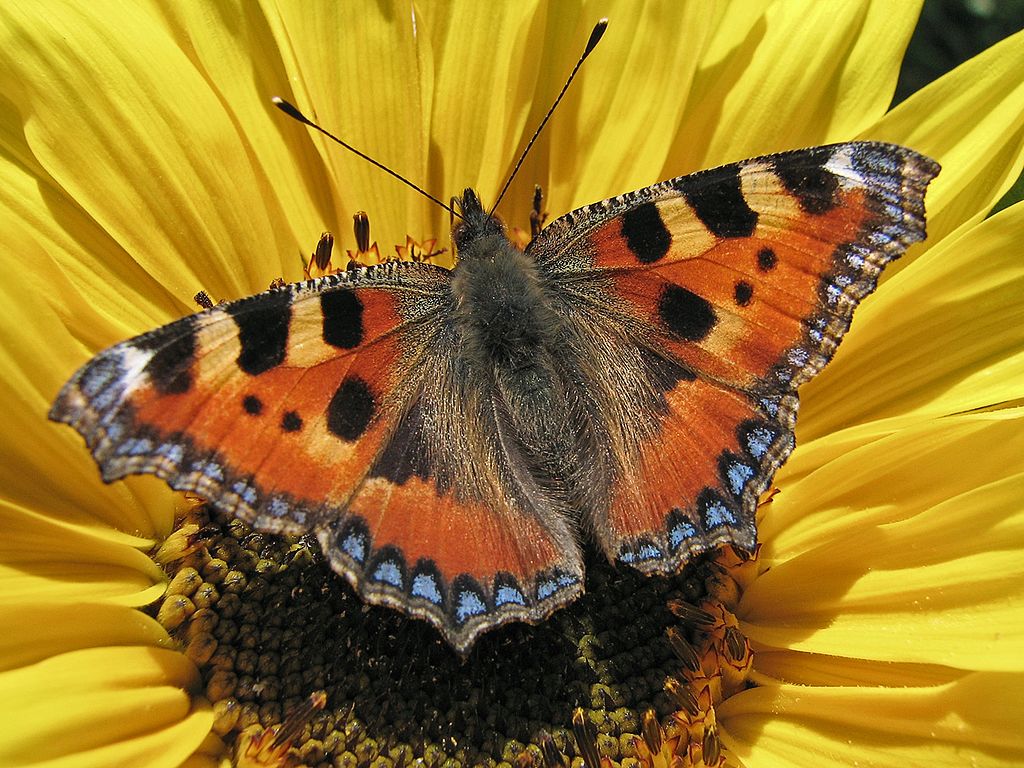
(530, 141), (940, 573)
(51, 263), (585, 653)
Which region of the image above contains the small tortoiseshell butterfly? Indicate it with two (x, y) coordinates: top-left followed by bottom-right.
(51, 140), (939, 654)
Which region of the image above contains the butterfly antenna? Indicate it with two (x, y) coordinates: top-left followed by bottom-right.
(272, 96), (460, 219)
(489, 18), (608, 217)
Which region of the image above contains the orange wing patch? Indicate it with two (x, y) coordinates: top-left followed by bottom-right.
(588, 161), (876, 391)
(320, 387), (584, 654)
(325, 467), (582, 654)
(602, 377), (788, 574)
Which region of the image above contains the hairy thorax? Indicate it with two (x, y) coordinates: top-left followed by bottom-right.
(450, 219), (578, 471)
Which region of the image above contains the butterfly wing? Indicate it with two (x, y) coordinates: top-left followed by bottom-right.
(50, 262), (582, 652)
(529, 141), (939, 573)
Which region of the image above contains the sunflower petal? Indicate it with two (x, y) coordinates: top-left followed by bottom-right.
(719, 674), (1024, 767)
(747, 413), (1024, 669)
(0, 603), (170, 672)
(0, 4), (298, 301)
(0, 647), (210, 768)
(547, 3), (714, 212)
(796, 201), (1024, 442)
(419, 0), (546, 229)
(669, 0), (921, 170)
(751, 650), (964, 688)
(260, 0), (432, 247)
(0, 500), (165, 608)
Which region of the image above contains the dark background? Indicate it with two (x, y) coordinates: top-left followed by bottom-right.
(900, 0), (1024, 211)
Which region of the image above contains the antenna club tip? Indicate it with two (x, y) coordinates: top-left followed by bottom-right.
(586, 18), (608, 54)
(272, 96), (312, 126)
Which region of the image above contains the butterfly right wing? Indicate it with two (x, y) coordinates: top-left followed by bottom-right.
(529, 142), (938, 574)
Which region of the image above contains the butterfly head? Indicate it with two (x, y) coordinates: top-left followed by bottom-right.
(452, 188), (509, 261)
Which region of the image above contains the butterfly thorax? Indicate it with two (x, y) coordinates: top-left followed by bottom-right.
(450, 188), (581, 480)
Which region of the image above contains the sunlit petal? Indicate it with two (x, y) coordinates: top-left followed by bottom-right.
(798, 202), (1024, 442)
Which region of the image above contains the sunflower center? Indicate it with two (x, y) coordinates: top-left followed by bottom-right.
(151, 497), (759, 767)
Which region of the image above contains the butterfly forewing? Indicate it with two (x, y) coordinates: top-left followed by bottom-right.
(530, 141), (939, 573)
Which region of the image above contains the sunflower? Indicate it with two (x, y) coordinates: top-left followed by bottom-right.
(1, 3), (1022, 767)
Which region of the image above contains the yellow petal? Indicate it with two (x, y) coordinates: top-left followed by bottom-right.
(262, 0), (433, 246)
(134, 2), (331, 259)
(670, 0), (921, 170)
(0, 104), (181, 340)
(0, 647), (210, 768)
(423, 2), (542, 204)
(746, 413), (1024, 668)
(0, 255), (178, 535)
(0, 500), (165, 608)
(0, 603), (170, 672)
(719, 674), (1024, 767)
(0, 4), (297, 303)
(865, 28), (1024, 252)
(546, 3), (715, 213)
(797, 201), (1024, 443)
(752, 650), (963, 688)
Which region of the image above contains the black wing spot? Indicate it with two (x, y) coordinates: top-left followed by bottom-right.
(326, 376), (375, 441)
(734, 281), (754, 306)
(757, 247), (777, 271)
(680, 165), (758, 238)
(227, 291), (292, 375)
(281, 410), (303, 432)
(774, 151), (840, 214)
(369, 401), (452, 493)
(321, 289), (364, 349)
(659, 285), (717, 342)
(242, 394), (263, 415)
(141, 318), (197, 395)
(621, 202), (672, 263)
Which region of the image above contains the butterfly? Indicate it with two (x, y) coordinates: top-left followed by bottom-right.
(50, 141), (939, 654)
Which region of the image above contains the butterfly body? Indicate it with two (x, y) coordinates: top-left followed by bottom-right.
(451, 188), (602, 522)
(51, 142), (939, 654)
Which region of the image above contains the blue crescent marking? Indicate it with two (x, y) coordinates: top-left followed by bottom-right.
(267, 497), (290, 518)
(372, 560), (402, 588)
(157, 443), (184, 464)
(745, 426), (774, 459)
(455, 590), (487, 622)
(703, 499), (735, 527)
(669, 519), (697, 548)
(495, 584), (526, 607)
(341, 531), (366, 563)
(411, 573), (443, 605)
(231, 481), (258, 506)
(726, 460), (756, 496)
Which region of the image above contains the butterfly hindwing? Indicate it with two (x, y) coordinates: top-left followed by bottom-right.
(50, 261), (583, 653)
(323, 331), (584, 652)
(531, 141), (939, 572)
